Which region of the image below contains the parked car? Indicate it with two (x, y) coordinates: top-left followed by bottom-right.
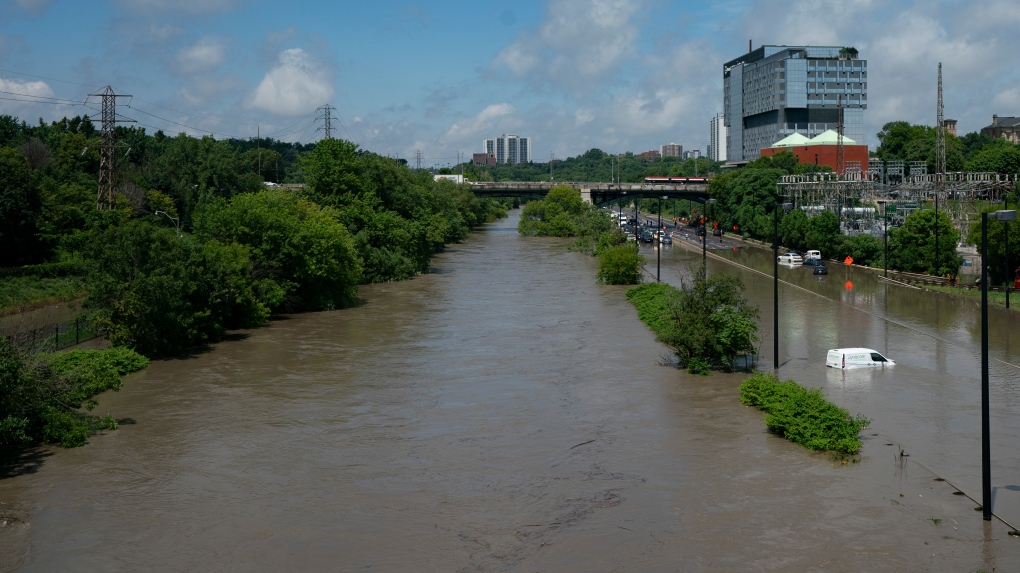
(803, 258), (823, 268)
(777, 252), (803, 264)
(813, 264), (828, 275)
(826, 348), (895, 369)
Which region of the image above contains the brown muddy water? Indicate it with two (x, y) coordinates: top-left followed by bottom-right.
(2, 211), (1020, 572)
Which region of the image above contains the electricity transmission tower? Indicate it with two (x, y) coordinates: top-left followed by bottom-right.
(935, 62), (946, 272)
(85, 86), (134, 210)
(316, 104), (337, 139)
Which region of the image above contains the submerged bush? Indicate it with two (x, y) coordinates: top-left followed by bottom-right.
(739, 372), (870, 455)
(597, 244), (644, 285)
(1, 342), (148, 449)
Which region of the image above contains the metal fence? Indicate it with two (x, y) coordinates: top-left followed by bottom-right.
(4, 317), (101, 354)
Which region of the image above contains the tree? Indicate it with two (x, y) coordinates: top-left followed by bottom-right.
(194, 188), (362, 310)
(0, 147), (44, 266)
(966, 206), (1020, 285)
(659, 268), (760, 371)
(888, 209), (962, 276)
(300, 138), (364, 206)
(596, 244), (643, 284)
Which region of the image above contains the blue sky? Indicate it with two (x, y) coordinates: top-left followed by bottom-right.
(2, 0), (1020, 166)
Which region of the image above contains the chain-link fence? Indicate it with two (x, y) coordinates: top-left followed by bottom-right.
(4, 317), (101, 354)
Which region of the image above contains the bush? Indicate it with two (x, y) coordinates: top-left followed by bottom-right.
(1, 342), (147, 449)
(597, 244), (644, 284)
(739, 372), (871, 454)
(625, 283), (675, 335)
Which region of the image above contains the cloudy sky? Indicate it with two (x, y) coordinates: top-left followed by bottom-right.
(1, 0), (1018, 165)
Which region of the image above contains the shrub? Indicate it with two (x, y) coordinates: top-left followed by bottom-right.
(597, 244), (644, 285)
(1, 343), (147, 449)
(739, 372), (871, 455)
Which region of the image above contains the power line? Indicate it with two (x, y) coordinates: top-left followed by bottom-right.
(0, 89), (83, 104)
(0, 66), (103, 89)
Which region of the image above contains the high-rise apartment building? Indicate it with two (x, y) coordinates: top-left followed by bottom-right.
(709, 113), (726, 162)
(660, 143), (683, 158)
(723, 45), (867, 162)
(482, 135), (532, 164)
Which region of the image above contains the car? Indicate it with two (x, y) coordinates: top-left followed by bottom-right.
(777, 252), (803, 264)
(813, 264), (828, 275)
(696, 227), (706, 237)
(640, 231), (654, 243)
(803, 258), (823, 268)
(804, 249), (822, 262)
(712, 228), (722, 236)
(826, 348), (894, 369)
(660, 234), (672, 245)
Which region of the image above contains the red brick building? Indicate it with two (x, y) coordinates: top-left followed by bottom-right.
(759, 130), (868, 174)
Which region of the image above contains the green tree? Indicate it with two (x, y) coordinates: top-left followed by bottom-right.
(596, 244), (644, 284)
(966, 206), (1020, 285)
(300, 138), (365, 206)
(0, 147), (44, 265)
(888, 209), (962, 276)
(194, 188), (362, 310)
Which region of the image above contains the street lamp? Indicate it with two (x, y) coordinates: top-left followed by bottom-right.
(981, 209), (1016, 520)
(657, 195), (667, 282)
(155, 210), (181, 237)
(877, 200), (888, 278)
(704, 198), (716, 270)
(774, 201), (793, 371)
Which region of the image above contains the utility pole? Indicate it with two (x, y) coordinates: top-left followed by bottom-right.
(414, 150), (422, 171)
(836, 94), (845, 230)
(86, 86), (134, 210)
(935, 62), (946, 275)
(316, 104), (336, 139)
(550, 151), (554, 182)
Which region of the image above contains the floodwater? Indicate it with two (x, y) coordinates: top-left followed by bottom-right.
(2, 212), (1020, 572)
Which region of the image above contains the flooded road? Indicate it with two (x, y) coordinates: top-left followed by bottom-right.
(3, 212), (1020, 572)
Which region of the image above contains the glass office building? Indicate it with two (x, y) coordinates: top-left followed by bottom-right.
(723, 45), (867, 162)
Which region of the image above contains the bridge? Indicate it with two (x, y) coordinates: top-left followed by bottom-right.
(467, 181), (710, 206)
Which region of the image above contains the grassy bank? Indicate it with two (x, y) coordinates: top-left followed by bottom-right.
(739, 372), (871, 455)
(921, 283), (1020, 311)
(0, 276), (85, 316)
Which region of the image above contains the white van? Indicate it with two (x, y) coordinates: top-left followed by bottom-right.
(826, 348), (895, 369)
(805, 250), (822, 261)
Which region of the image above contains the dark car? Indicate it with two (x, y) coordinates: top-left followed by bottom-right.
(813, 264), (829, 275)
(803, 258), (822, 267)
(661, 234), (673, 245)
(712, 228), (722, 236)
(696, 227), (706, 237)
(640, 231), (654, 243)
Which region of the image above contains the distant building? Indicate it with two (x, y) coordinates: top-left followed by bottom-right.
(639, 150), (661, 159)
(709, 113), (727, 161)
(472, 152), (496, 166)
(724, 45), (868, 162)
(482, 134), (532, 164)
(944, 119), (957, 138)
(981, 115), (1020, 144)
(660, 143), (683, 157)
(683, 150), (701, 160)
(758, 130), (869, 174)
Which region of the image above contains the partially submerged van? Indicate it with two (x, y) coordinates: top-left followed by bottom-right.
(826, 348), (895, 369)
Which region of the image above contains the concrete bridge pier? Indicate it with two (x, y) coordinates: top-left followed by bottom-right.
(580, 188), (592, 204)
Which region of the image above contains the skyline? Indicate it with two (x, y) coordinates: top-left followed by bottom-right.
(2, 0), (1019, 165)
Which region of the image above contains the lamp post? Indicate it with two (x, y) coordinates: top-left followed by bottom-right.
(981, 209), (1016, 521)
(877, 200), (888, 277)
(704, 199), (716, 270)
(657, 196), (666, 282)
(1006, 197), (1011, 308)
(774, 201), (793, 371)
(155, 210), (181, 237)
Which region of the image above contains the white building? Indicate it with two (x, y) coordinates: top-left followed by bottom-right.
(482, 134), (532, 164)
(709, 113), (727, 162)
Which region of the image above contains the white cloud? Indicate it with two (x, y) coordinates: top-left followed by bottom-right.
(15, 0), (54, 14)
(0, 77), (53, 99)
(176, 38), (226, 74)
(116, 0), (238, 15)
(443, 103), (517, 141)
(491, 0), (642, 90)
(247, 48), (334, 117)
(0, 77), (78, 123)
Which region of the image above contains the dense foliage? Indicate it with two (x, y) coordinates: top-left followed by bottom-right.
(1, 342), (148, 449)
(596, 244), (644, 285)
(626, 271), (760, 372)
(739, 372), (871, 455)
